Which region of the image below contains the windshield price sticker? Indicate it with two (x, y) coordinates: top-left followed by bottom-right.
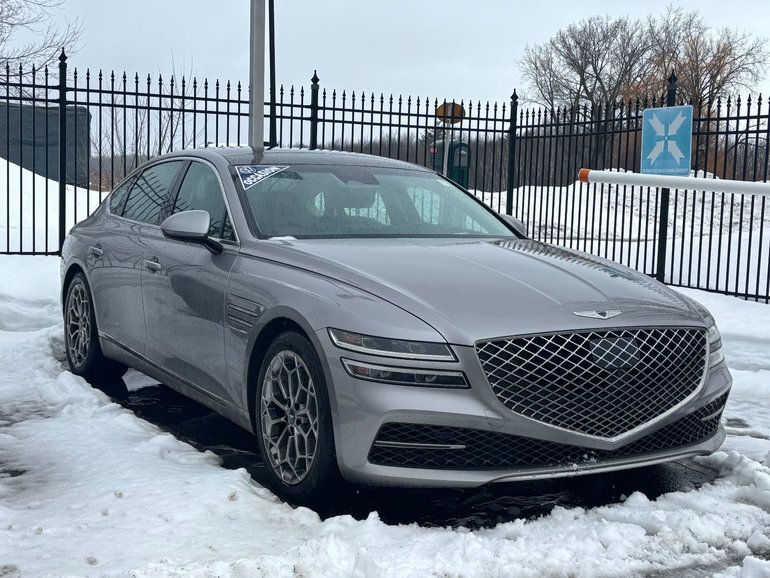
(237, 165), (289, 190)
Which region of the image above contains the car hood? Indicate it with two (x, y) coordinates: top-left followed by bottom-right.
(251, 237), (704, 344)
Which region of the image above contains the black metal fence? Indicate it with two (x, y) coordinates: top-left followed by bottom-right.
(2, 52), (769, 302)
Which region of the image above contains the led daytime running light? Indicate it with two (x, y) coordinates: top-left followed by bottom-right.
(706, 324), (724, 368)
(341, 358), (468, 388)
(329, 328), (455, 361)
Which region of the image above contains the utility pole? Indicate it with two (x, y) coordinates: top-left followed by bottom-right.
(268, 0), (277, 147)
(249, 0), (266, 148)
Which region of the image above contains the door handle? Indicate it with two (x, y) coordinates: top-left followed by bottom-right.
(144, 258), (161, 272)
(88, 245), (104, 257)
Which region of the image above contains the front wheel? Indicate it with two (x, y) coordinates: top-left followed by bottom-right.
(255, 331), (339, 501)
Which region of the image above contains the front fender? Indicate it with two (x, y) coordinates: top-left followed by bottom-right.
(225, 254), (447, 429)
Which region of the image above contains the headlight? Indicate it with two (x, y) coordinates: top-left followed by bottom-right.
(328, 328), (455, 361)
(341, 358), (468, 388)
(679, 294), (724, 369)
(706, 322), (724, 368)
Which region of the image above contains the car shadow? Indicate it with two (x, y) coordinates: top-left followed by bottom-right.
(93, 377), (720, 529)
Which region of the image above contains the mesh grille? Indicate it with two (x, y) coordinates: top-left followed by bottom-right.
(368, 393), (727, 469)
(475, 328), (707, 438)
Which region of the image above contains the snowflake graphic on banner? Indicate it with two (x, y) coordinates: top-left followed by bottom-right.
(641, 105), (692, 176)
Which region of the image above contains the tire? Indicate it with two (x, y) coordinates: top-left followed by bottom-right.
(64, 272), (127, 381)
(255, 331), (339, 502)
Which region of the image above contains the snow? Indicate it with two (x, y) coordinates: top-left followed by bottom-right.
(0, 158), (106, 254)
(2, 157), (770, 577)
(1, 256), (770, 577)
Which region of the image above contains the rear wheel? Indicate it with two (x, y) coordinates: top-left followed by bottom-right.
(255, 331), (338, 501)
(64, 272), (126, 381)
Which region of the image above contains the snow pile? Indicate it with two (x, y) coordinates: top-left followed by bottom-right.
(0, 157), (106, 254)
(1, 256), (770, 577)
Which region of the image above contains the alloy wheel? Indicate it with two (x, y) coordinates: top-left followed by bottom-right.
(260, 350), (320, 485)
(66, 282), (91, 369)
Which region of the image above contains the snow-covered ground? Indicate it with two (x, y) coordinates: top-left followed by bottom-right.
(1, 255), (770, 577)
(0, 159), (107, 254)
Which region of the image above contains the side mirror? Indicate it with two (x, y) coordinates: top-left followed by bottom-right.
(161, 210), (223, 254)
(500, 214), (528, 238)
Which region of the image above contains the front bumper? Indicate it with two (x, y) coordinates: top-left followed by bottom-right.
(315, 330), (733, 488)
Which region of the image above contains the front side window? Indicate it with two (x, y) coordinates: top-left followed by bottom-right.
(172, 162), (233, 240)
(235, 164), (513, 239)
(121, 161), (184, 225)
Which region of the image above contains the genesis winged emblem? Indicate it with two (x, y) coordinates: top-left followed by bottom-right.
(573, 310), (623, 320)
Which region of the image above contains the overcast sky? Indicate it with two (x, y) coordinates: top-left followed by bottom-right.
(42, 0), (770, 104)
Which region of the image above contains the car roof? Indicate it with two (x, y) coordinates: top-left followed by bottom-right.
(160, 146), (434, 172)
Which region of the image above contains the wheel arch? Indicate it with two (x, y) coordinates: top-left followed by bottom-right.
(245, 314), (323, 434)
(61, 261), (87, 310)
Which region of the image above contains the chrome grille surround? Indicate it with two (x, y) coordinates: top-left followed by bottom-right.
(475, 327), (709, 441)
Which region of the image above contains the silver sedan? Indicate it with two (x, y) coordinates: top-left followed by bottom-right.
(61, 147), (732, 501)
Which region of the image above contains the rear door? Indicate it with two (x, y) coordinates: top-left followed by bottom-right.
(89, 161), (186, 356)
(141, 160), (238, 404)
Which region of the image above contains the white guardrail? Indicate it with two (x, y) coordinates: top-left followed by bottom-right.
(577, 169), (770, 197)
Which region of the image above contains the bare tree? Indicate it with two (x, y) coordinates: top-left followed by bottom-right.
(0, 0), (81, 69)
(519, 8), (768, 109)
(520, 15), (652, 110)
(644, 7), (769, 105)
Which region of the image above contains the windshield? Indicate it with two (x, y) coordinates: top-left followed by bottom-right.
(234, 164), (513, 239)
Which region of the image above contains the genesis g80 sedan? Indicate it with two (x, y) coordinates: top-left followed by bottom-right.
(61, 147), (732, 500)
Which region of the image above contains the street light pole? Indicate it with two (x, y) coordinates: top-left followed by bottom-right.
(249, 0), (266, 148)
(268, 0), (277, 147)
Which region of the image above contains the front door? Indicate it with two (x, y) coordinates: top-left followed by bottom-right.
(141, 160), (238, 405)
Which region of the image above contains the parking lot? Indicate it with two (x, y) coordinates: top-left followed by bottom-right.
(2, 255), (769, 577)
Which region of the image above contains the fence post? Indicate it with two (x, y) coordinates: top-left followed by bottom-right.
(655, 71), (677, 282)
(57, 49), (67, 255)
(505, 90), (518, 216)
(309, 71), (319, 150)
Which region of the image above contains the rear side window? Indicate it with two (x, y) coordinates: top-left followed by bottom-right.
(107, 177), (134, 215)
(172, 161), (233, 240)
(122, 161), (184, 225)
